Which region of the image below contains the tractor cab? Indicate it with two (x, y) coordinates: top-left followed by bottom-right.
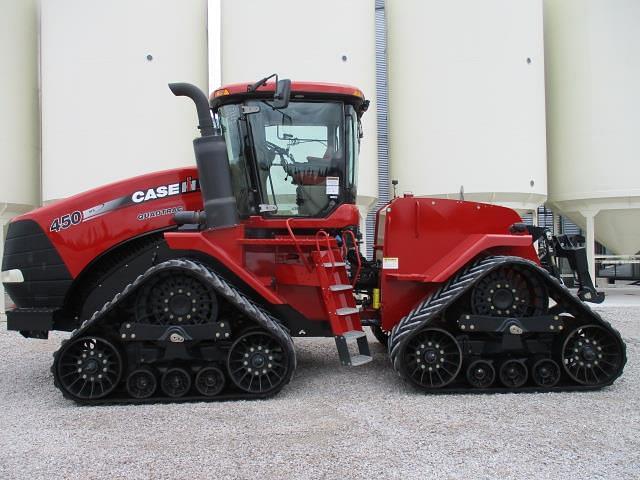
(210, 78), (368, 219)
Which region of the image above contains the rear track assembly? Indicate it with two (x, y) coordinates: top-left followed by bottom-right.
(388, 256), (626, 393)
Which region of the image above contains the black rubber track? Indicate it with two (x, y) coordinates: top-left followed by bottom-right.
(388, 255), (626, 393)
(52, 259), (296, 405)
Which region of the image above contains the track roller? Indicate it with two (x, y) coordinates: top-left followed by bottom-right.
(195, 366), (226, 397)
(466, 360), (496, 389)
(126, 368), (158, 399)
(161, 368), (192, 397)
(531, 359), (560, 388)
(499, 360), (528, 388)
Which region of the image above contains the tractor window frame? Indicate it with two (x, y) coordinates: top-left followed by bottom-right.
(244, 99), (350, 219)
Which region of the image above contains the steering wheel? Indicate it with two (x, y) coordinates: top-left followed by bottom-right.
(265, 141), (290, 158)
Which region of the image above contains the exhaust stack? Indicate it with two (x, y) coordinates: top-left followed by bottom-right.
(169, 83), (238, 230)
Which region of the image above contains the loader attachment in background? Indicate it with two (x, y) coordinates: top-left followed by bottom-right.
(521, 225), (605, 304)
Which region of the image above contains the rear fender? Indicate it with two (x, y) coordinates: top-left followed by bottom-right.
(164, 228), (285, 306)
(385, 234), (536, 283)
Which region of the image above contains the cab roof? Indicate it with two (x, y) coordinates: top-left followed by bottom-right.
(209, 81), (368, 114)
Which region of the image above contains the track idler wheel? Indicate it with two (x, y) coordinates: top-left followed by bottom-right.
(227, 330), (291, 394)
(126, 368), (158, 399)
(161, 368), (192, 397)
(562, 325), (624, 386)
(499, 360), (528, 388)
(466, 360), (496, 389)
(195, 366), (226, 397)
(400, 328), (462, 389)
(55, 336), (123, 400)
(531, 359), (560, 388)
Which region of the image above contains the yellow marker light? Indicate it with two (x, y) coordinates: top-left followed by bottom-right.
(213, 88), (230, 98)
(372, 288), (381, 309)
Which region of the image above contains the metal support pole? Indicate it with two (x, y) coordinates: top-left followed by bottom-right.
(581, 210), (599, 285)
(553, 212), (561, 235)
(0, 205), (7, 317)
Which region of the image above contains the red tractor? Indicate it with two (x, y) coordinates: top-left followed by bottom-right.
(2, 77), (625, 403)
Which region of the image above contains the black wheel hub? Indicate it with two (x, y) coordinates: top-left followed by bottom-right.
(473, 366), (488, 380)
(169, 294), (191, 316)
(492, 288), (514, 310)
(83, 358), (99, 374)
(55, 336), (123, 400)
(402, 328), (462, 389)
(250, 353), (267, 368)
(227, 331), (289, 394)
(423, 349), (438, 364)
(471, 266), (547, 317)
(581, 345), (597, 362)
(562, 325), (624, 386)
(135, 272), (218, 325)
(137, 376), (150, 388)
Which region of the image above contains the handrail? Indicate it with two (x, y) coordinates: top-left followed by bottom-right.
(342, 229), (362, 287)
(285, 218), (312, 270)
(315, 230), (337, 268)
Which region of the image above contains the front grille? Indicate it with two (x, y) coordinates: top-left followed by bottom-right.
(2, 220), (72, 308)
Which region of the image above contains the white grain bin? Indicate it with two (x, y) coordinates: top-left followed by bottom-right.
(0, 0), (40, 313)
(40, 0), (209, 202)
(545, 0), (640, 257)
(386, 0), (547, 213)
(219, 0), (378, 242)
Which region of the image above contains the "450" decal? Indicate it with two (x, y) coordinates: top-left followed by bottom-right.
(50, 211), (83, 232)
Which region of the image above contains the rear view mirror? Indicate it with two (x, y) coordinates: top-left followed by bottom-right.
(273, 79), (291, 109)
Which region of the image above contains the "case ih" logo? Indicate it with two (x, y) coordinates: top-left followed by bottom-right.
(131, 177), (199, 204)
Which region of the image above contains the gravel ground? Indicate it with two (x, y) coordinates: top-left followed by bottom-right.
(0, 307), (638, 480)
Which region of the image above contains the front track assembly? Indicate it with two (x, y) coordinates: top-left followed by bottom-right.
(388, 256), (626, 393)
(52, 259), (296, 405)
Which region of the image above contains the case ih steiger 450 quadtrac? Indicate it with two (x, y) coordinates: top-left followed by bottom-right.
(2, 77), (625, 404)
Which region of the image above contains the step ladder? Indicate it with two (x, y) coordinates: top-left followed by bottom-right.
(311, 243), (372, 367)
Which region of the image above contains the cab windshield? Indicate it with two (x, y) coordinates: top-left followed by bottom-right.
(218, 100), (358, 217)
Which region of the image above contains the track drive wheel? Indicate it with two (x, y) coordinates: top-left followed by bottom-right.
(135, 270), (218, 325)
(54, 336), (123, 400)
(471, 265), (548, 317)
(399, 328), (462, 389)
(227, 330), (292, 394)
(562, 325), (624, 386)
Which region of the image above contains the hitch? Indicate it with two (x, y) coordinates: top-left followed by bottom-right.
(511, 224), (605, 304)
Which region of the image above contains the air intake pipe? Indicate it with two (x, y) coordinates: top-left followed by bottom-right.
(169, 83), (238, 229)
